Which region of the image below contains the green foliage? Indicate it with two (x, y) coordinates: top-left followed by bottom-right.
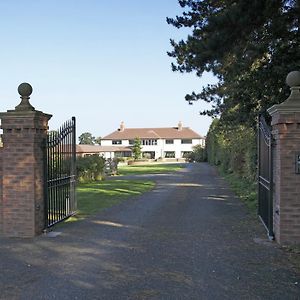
(220, 170), (257, 213)
(206, 119), (257, 181)
(78, 132), (96, 145)
(188, 144), (206, 162)
(205, 119), (258, 210)
(132, 138), (142, 160)
(77, 155), (106, 182)
(94, 136), (102, 145)
(167, 0), (300, 126)
(167, 1), (300, 211)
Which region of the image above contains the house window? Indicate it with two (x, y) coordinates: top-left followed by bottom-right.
(142, 139), (157, 146)
(164, 151), (175, 158)
(165, 139), (174, 144)
(182, 151), (191, 158)
(143, 151), (155, 159)
(112, 140), (122, 145)
(115, 151), (132, 157)
(181, 139), (192, 144)
(129, 140), (135, 145)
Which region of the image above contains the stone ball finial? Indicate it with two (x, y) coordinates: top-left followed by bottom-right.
(15, 82), (35, 111)
(286, 71), (300, 88)
(18, 82), (33, 98)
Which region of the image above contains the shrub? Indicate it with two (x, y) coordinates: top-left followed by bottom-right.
(206, 119), (256, 180)
(187, 144), (207, 162)
(77, 155), (106, 182)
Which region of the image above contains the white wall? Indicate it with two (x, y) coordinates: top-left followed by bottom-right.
(102, 138), (205, 159)
(101, 140), (112, 146)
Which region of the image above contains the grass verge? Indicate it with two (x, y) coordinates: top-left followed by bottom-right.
(118, 163), (184, 176)
(219, 169), (257, 213)
(65, 179), (155, 222)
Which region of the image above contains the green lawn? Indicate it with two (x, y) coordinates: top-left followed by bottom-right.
(66, 179), (155, 222)
(118, 163), (184, 176)
(64, 163), (184, 223)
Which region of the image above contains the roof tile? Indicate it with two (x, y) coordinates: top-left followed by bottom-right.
(102, 127), (203, 140)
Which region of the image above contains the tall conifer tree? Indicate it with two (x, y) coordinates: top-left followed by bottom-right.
(167, 0), (300, 126)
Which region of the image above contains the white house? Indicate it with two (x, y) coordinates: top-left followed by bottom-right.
(101, 122), (205, 160)
(76, 144), (132, 159)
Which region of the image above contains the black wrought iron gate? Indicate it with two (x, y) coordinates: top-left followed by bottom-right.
(258, 114), (274, 238)
(45, 117), (76, 228)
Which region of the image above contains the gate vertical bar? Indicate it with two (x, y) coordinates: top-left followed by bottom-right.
(45, 117), (76, 228)
(268, 129), (274, 237)
(258, 114), (274, 239)
(44, 136), (49, 229)
(257, 114), (261, 218)
(71, 117), (76, 212)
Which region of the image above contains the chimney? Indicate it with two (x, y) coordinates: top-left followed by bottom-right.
(178, 121), (183, 131)
(119, 121), (125, 132)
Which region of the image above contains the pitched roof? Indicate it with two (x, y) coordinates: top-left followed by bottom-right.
(102, 127), (203, 140)
(76, 145), (131, 153)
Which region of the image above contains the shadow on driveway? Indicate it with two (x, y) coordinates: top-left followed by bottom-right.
(0, 163), (299, 299)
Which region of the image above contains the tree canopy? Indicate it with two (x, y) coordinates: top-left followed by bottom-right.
(94, 136), (102, 145)
(167, 0), (300, 126)
(78, 132), (96, 145)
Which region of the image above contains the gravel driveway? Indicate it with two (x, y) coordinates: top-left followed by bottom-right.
(0, 163), (299, 299)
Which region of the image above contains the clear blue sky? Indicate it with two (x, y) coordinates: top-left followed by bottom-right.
(0, 0), (216, 139)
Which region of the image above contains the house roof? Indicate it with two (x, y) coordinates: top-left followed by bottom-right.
(102, 123), (203, 140)
(76, 145), (132, 153)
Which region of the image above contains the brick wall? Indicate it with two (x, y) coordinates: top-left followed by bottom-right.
(0, 111), (51, 237)
(0, 146), (3, 234)
(271, 113), (300, 244)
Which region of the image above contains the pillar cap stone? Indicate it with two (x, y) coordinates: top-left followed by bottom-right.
(0, 83), (52, 121)
(285, 71), (300, 104)
(15, 82), (35, 111)
(286, 71), (300, 88)
(268, 71), (300, 116)
(18, 82), (33, 97)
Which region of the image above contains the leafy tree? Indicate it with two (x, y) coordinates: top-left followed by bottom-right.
(79, 132), (95, 145)
(167, 0), (300, 126)
(132, 138), (142, 160)
(94, 136), (102, 145)
(206, 119), (256, 180)
(188, 144), (206, 162)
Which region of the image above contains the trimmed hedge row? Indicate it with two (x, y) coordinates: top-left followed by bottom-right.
(205, 119), (257, 181)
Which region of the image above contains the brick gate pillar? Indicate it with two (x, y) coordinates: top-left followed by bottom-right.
(268, 71), (300, 245)
(0, 83), (52, 237)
